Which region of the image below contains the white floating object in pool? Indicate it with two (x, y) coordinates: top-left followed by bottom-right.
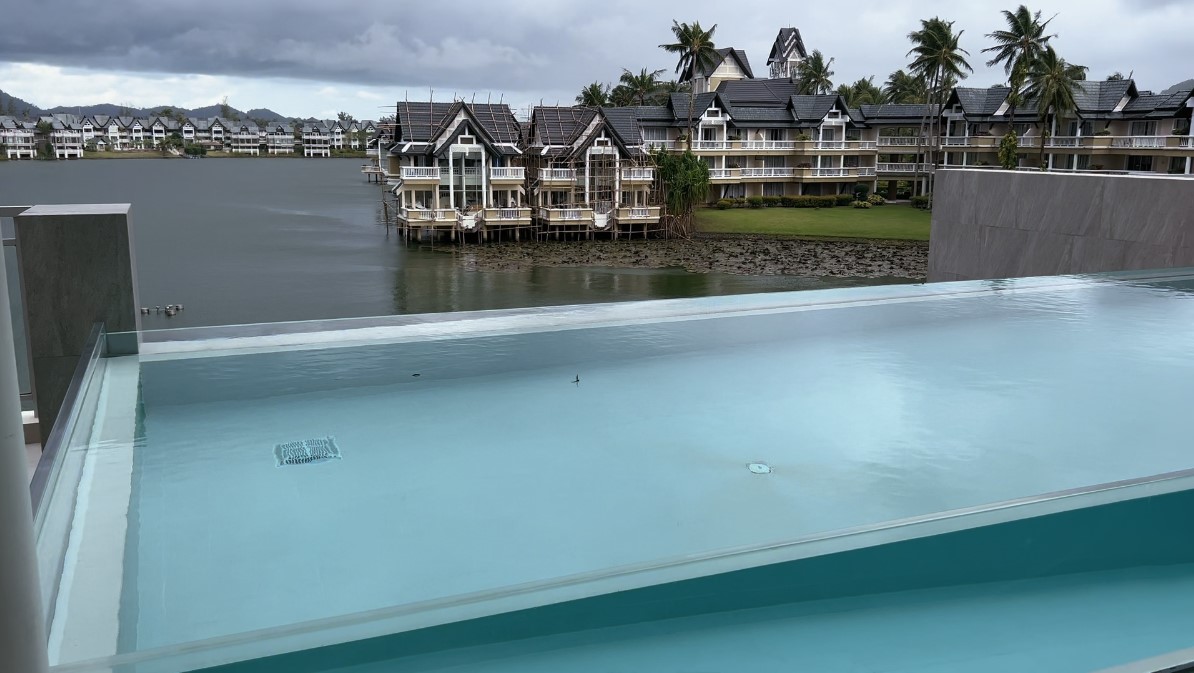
(748, 462), (772, 474)
(275, 436), (341, 467)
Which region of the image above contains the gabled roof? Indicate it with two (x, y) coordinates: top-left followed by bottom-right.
(949, 87), (1011, 117)
(602, 107), (644, 145)
(767, 27), (807, 65)
(790, 95), (846, 123)
(698, 48), (754, 79)
(858, 103), (941, 124)
(1073, 79), (1134, 114)
(668, 92), (733, 122)
(1121, 86), (1191, 118)
(528, 106), (641, 157)
(392, 101), (520, 147)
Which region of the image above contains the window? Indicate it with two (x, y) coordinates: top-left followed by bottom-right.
(845, 129), (861, 141)
(1055, 154), (1075, 170)
(706, 107), (722, 118)
(722, 184), (745, 199)
(1077, 155), (1090, 170)
(766, 128), (784, 141)
(843, 156), (860, 168)
(1130, 121), (1156, 137)
(1169, 156), (1187, 174)
(1012, 123), (1031, 135)
(762, 182), (784, 197)
(641, 128), (668, 140)
(1174, 118), (1191, 135)
(762, 156), (786, 168)
(1127, 155), (1153, 171)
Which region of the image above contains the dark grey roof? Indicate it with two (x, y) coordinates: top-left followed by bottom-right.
(668, 92), (723, 121)
(767, 28), (807, 65)
(859, 103), (940, 124)
(393, 101), (520, 145)
(725, 106), (794, 123)
(718, 78), (801, 106)
(951, 87), (1010, 117)
(633, 106), (673, 123)
(1122, 87), (1192, 118)
(529, 106), (597, 145)
(601, 106), (643, 145)
(790, 95), (841, 122)
(847, 108), (865, 124)
(1073, 79), (1133, 113)
(699, 48), (754, 79)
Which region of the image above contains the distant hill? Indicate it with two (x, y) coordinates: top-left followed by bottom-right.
(1162, 79), (1194, 95)
(0, 89), (289, 121)
(0, 90), (44, 119)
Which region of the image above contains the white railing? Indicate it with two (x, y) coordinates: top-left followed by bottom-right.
(621, 168), (655, 181)
(877, 137), (927, 146)
(813, 140), (847, 150)
(693, 140), (730, 150)
(708, 168), (736, 179)
(877, 163), (934, 173)
(740, 167), (797, 177)
(1111, 136), (1166, 148)
(402, 208), (437, 221)
(488, 208), (530, 220)
(741, 140), (796, 150)
(490, 167), (525, 180)
(629, 207), (650, 218)
(1181, 137), (1194, 148)
(812, 168), (849, 177)
(541, 207), (584, 220)
(401, 166), (440, 179)
(1046, 136), (1080, 147)
(642, 139), (677, 150)
(440, 166), (482, 177)
(857, 141), (877, 150)
(539, 168), (577, 181)
(857, 167), (876, 177)
(943, 136), (971, 146)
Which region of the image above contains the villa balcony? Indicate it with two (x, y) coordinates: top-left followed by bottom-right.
(538, 207), (593, 224)
(708, 168), (739, 181)
(400, 166), (441, 182)
(614, 206), (661, 223)
(877, 137), (928, 147)
(489, 167), (525, 182)
(482, 207), (533, 225)
(877, 163), (935, 173)
(642, 139), (678, 151)
(400, 207), (457, 225)
(1111, 136), (1168, 149)
(812, 140), (878, 151)
(740, 140), (797, 151)
(692, 140), (732, 151)
(620, 168), (655, 182)
(539, 168), (577, 183)
(740, 167), (799, 179)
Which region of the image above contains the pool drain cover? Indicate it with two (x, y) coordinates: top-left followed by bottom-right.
(275, 436), (341, 467)
(748, 462), (772, 474)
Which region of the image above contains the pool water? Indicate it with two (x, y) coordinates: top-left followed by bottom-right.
(38, 271), (1194, 672)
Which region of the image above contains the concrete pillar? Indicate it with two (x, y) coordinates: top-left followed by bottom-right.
(448, 153), (455, 210)
(0, 221), (49, 673)
(14, 205), (139, 440)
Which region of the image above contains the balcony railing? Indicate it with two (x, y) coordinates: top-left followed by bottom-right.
(811, 168), (850, 177)
(440, 166), (482, 177)
(642, 139), (677, 150)
(857, 167), (877, 177)
(708, 168), (738, 179)
(877, 137), (928, 146)
(693, 140), (731, 150)
(483, 207), (532, 221)
(1181, 137), (1193, 148)
(741, 140), (796, 150)
(741, 167), (797, 178)
(813, 140), (848, 150)
(877, 163), (935, 173)
(1111, 136), (1166, 149)
(539, 207), (593, 223)
(539, 168), (577, 181)
(1046, 136), (1080, 147)
(616, 206), (661, 220)
(400, 166), (440, 180)
(489, 167), (525, 180)
(621, 168), (655, 181)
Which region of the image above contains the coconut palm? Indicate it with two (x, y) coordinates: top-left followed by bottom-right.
(609, 85), (635, 107)
(834, 78), (883, 108)
(660, 20), (719, 149)
(907, 17), (973, 199)
(619, 68), (667, 106)
(652, 80), (690, 105)
(576, 82), (610, 107)
(1023, 46), (1088, 169)
(883, 69), (927, 104)
(795, 50), (835, 95)
(983, 5), (1056, 125)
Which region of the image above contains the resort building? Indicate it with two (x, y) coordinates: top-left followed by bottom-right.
(767, 27), (807, 79)
(264, 122), (295, 154)
(386, 101), (529, 238)
(0, 117), (37, 159)
(690, 48), (755, 95)
(229, 121), (262, 155)
(301, 122), (331, 157)
(39, 115), (85, 159)
(149, 116), (181, 146)
(524, 106), (660, 237)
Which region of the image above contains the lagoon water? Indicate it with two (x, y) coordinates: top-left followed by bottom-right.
(1, 158), (896, 328)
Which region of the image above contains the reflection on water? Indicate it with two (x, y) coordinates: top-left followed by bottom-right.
(0, 158), (906, 328)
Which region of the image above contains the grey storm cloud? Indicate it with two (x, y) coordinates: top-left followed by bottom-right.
(3, 0), (1192, 96)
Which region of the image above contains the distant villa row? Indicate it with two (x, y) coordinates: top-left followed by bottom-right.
(370, 27), (1193, 238)
(0, 114), (379, 159)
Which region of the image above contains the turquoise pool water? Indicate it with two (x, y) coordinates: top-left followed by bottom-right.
(36, 271), (1194, 672)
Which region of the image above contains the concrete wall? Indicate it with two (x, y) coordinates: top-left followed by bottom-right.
(14, 204), (139, 438)
(928, 169), (1194, 282)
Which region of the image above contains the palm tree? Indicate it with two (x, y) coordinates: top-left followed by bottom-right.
(883, 69), (927, 104)
(660, 20), (719, 149)
(907, 17), (973, 200)
(653, 80), (690, 105)
(576, 82), (610, 107)
(619, 68), (667, 106)
(795, 50), (835, 95)
(983, 5), (1056, 126)
(609, 85), (635, 107)
(834, 78), (882, 108)
(1024, 46), (1088, 169)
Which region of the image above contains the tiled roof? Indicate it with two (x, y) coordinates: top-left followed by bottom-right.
(858, 104), (940, 124)
(668, 92), (722, 121)
(953, 87), (1011, 116)
(790, 95), (840, 122)
(768, 27), (807, 65)
(601, 106), (644, 145)
(718, 79), (801, 106)
(699, 48), (754, 79)
(394, 101), (520, 145)
(725, 106), (794, 123)
(530, 106), (597, 145)
(1073, 79), (1133, 113)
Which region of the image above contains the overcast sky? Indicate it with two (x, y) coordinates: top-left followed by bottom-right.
(1, 0), (1190, 120)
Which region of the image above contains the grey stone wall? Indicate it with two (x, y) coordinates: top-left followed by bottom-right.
(14, 204), (139, 438)
(928, 169), (1194, 282)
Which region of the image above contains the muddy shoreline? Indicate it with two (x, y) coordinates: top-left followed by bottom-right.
(451, 235), (928, 279)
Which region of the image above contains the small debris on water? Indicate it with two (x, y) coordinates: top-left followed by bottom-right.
(748, 462), (772, 475)
(412, 373), (421, 377)
(275, 437), (341, 467)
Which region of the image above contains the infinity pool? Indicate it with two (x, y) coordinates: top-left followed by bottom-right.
(36, 271), (1194, 672)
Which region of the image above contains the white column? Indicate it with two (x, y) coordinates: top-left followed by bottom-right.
(1186, 155), (1191, 175)
(448, 152), (455, 210)
(585, 152), (591, 205)
(0, 236), (49, 673)
(482, 152), (489, 208)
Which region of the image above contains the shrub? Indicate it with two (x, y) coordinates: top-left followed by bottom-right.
(834, 193), (854, 206)
(852, 200), (872, 209)
(910, 194), (932, 209)
(747, 195), (764, 208)
(867, 193), (886, 206)
(762, 195), (781, 207)
(733, 197), (747, 207)
(795, 133), (812, 141)
(853, 184), (869, 200)
(715, 199), (732, 210)
(780, 196), (798, 207)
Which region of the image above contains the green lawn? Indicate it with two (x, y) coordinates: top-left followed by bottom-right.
(695, 204), (931, 241)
